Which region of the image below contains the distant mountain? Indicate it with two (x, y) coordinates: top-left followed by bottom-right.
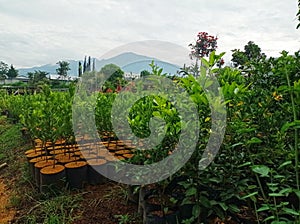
(17, 52), (180, 77)
(121, 60), (179, 75)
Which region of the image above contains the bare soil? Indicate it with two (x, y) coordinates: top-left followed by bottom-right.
(73, 183), (141, 224)
(0, 178), (16, 223)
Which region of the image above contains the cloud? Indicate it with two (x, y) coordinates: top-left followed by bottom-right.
(0, 0), (299, 68)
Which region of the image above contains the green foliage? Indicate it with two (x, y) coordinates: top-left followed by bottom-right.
(100, 64), (126, 91)
(22, 194), (82, 224)
(6, 64), (18, 79)
(0, 61), (9, 77)
(56, 61), (70, 77)
(28, 70), (49, 86)
(140, 70), (151, 77)
(231, 41), (264, 69)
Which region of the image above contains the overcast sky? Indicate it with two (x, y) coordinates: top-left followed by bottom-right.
(0, 0), (299, 68)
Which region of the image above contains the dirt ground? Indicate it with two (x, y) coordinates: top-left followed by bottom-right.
(73, 183), (141, 224)
(0, 178), (16, 224)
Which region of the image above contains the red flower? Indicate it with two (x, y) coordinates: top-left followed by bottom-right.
(116, 85), (122, 93)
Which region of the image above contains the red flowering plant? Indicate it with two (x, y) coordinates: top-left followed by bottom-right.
(187, 32), (223, 76)
(189, 32), (218, 60)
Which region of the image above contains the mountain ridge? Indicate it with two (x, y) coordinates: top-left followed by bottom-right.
(17, 52), (180, 76)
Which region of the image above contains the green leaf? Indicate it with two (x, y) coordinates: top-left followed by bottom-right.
(192, 204), (201, 217)
(181, 198), (192, 205)
(257, 204), (270, 212)
(199, 195), (211, 208)
(209, 177), (222, 184)
(270, 221), (287, 224)
(278, 188), (292, 195)
(263, 216), (275, 222)
(218, 202), (228, 211)
(241, 191), (258, 199)
(209, 51), (216, 66)
(228, 204), (240, 213)
(282, 207), (300, 216)
(251, 165), (270, 177)
(278, 160), (292, 169)
(268, 193), (284, 197)
(293, 189), (300, 199)
(201, 58), (210, 68)
(273, 175), (285, 179)
(238, 162), (251, 168)
(186, 187), (197, 196)
(281, 120), (300, 133)
(231, 142), (243, 148)
(246, 137), (262, 145)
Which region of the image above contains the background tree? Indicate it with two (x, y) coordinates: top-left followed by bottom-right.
(140, 70), (151, 77)
(0, 61), (8, 84)
(0, 61), (8, 77)
(83, 56), (87, 73)
(100, 64), (125, 91)
(6, 64), (18, 80)
(0, 74), (6, 84)
(78, 61), (83, 77)
(297, 0), (300, 29)
(28, 70), (49, 86)
(56, 61), (70, 77)
(231, 41), (264, 69)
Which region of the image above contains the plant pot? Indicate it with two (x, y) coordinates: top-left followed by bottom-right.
(144, 194), (162, 214)
(65, 161), (88, 189)
(127, 185), (139, 204)
(34, 159), (57, 187)
(145, 210), (180, 224)
(40, 164), (66, 193)
(86, 158), (107, 185)
(27, 155), (50, 178)
(179, 204), (194, 221)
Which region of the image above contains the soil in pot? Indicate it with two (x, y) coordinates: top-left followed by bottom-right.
(55, 153), (79, 164)
(26, 151), (46, 161)
(49, 149), (66, 155)
(86, 158), (107, 185)
(25, 147), (43, 155)
(123, 153), (134, 159)
(40, 164), (66, 193)
(65, 161), (87, 189)
(114, 150), (132, 156)
(114, 155), (125, 161)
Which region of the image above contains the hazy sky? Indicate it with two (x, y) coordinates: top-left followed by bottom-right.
(0, 0), (299, 68)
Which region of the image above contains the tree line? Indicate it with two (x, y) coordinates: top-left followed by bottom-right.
(0, 60), (71, 86)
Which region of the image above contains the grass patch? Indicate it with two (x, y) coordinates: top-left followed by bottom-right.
(19, 193), (83, 224)
(0, 115), (27, 164)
